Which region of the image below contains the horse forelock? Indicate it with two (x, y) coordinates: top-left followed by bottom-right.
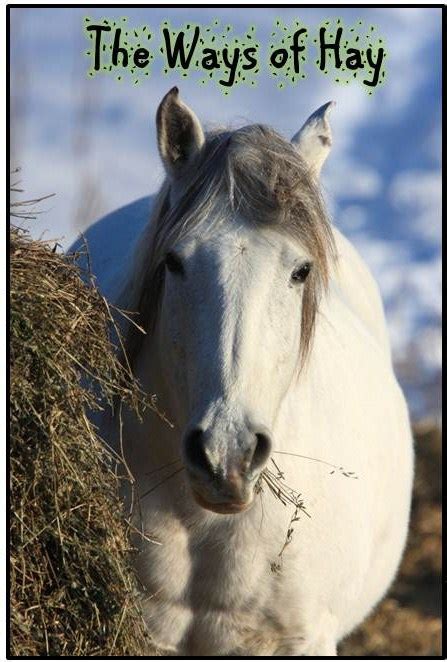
(122, 124), (336, 370)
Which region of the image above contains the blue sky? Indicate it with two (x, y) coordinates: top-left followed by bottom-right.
(10, 7), (442, 419)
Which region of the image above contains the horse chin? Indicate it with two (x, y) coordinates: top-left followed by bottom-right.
(192, 489), (253, 515)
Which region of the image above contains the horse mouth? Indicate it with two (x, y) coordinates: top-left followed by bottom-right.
(192, 489), (251, 514)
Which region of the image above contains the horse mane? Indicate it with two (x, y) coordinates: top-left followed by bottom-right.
(120, 124), (336, 371)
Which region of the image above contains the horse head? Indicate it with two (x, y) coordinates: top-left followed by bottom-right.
(130, 88), (336, 514)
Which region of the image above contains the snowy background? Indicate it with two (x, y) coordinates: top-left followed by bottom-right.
(9, 7), (441, 421)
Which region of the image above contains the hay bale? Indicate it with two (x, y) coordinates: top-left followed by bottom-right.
(10, 223), (153, 656)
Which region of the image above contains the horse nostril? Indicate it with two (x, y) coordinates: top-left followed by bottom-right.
(250, 431), (272, 472)
(183, 428), (212, 476)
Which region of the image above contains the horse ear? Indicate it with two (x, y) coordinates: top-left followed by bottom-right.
(156, 87), (205, 178)
(291, 101), (335, 177)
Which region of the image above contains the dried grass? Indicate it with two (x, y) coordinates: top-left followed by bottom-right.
(340, 423), (442, 656)
(255, 460), (309, 572)
(10, 219), (157, 656)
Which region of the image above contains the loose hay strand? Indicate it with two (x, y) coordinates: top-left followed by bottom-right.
(257, 460), (310, 573)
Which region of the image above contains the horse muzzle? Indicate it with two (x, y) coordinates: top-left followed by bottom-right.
(182, 423), (272, 515)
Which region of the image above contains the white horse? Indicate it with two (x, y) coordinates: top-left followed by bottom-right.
(92, 87), (413, 656)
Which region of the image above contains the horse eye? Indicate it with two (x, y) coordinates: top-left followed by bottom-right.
(291, 262), (312, 284)
(165, 252), (184, 275)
